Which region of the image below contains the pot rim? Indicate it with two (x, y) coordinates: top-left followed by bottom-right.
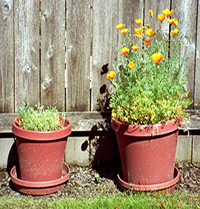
(12, 117), (72, 141)
(111, 118), (181, 137)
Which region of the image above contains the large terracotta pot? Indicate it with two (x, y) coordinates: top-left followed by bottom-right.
(12, 117), (71, 182)
(111, 118), (181, 186)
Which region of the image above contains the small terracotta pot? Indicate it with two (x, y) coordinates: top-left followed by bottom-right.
(12, 117), (71, 182)
(111, 118), (181, 186)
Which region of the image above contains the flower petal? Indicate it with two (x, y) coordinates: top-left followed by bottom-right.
(116, 24), (125, 30)
(121, 47), (130, 56)
(158, 14), (165, 23)
(151, 53), (163, 64)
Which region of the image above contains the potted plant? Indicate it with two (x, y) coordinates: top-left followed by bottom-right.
(107, 9), (193, 192)
(10, 103), (71, 195)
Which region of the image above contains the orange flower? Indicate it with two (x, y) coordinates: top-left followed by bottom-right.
(121, 47), (130, 56)
(121, 28), (129, 34)
(158, 14), (165, 23)
(149, 10), (153, 17)
(145, 24), (150, 29)
(163, 9), (173, 17)
(135, 19), (143, 26)
(160, 204), (167, 209)
(174, 19), (178, 27)
(132, 46), (139, 51)
(107, 71), (116, 80)
(128, 61), (135, 69)
(151, 53), (163, 64)
(171, 29), (179, 37)
(116, 24), (125, 30)
(134, 27), (143, 35)
(177, 204), (182, 208)
(146, 29), (154, 37)
(167, 19), (175, 25)
(144, 40), (150, 46)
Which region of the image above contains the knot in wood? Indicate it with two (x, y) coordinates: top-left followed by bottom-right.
(42, 76), (52, 90)
(1, 1), (11, 15)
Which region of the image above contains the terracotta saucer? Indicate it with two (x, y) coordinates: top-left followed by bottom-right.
(10, 162), (70, 195)
(117, 166), (179, 194)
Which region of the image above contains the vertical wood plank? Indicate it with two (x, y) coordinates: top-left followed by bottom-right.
(144, 0), (170, 33)
(91, 0), (119, 111)
(0, 0), (14, 113)
(171, 0), (197, 108)
(14, 0), (40, 111)
(194, 0), (200, 108)
(119, 0), (143, 29)
(41, 0), (65, 111)
(66, 0), (91, 111)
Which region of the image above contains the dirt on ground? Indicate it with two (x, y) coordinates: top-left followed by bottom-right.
(0, 162), (199, 200)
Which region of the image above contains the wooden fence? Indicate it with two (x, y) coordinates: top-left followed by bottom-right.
(0, 0), (200, 168)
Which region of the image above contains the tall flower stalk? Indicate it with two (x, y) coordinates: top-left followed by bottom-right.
(107, 9), (193, 125)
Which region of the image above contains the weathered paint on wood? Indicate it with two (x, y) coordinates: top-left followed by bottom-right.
(172, 0), (197, 108)
(65, 0), (91, 111)
(41, 0), (65, 111)
(0, 0), (14, 113)
(91, 0), (119, 111)
(14, 0), (40, 111)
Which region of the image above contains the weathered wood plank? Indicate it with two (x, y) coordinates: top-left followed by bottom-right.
(0, 110), (200, 133)
(119, 0), (143, 30)
(0, 0), (14, 113)
(91, 0), (119, 111)
(171, 0), (197, 108)
(41, 0), (65, 111)
(194, 0), (200, 108)
(14, 0), (40, 111)
(175, 135), (192, 162)
(144, 0), (170, 34)
(65, 0), (91, 111)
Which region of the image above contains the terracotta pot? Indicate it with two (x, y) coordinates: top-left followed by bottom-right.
(111, 118), (181, 186)
(12, 117), (71, 182)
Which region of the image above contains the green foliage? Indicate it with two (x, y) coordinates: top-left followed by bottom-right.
(15, 103), (65, 131)
(109, 12), (193, 125)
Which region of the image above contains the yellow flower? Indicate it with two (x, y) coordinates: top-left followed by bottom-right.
(121, 28), (129, 34)
(151, 53), (163, 64)
(107, 71), (116, 80)
(146, 29), (154, 37)
(116, 24), (125, 30)
(167, 19), (175, 25)
(134, 27), (143, 35)
(149, 10), (153, 17)
(132, 46), (139, 51)
(134, 34), (142, 38)
(163, 9), (173, 18)
(121, 48), (130, 56)
(144, 40), (150, 46)
(135, 19), (143, 26)
(128, 61), (135, 69)
(171, 29), (179, 37)
(174, 19), (178, 27)
(158, 14), (165, 23)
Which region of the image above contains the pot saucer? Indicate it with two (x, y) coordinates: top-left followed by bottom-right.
(117, 166), (179, 194)
(10, 162), (70, 195)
